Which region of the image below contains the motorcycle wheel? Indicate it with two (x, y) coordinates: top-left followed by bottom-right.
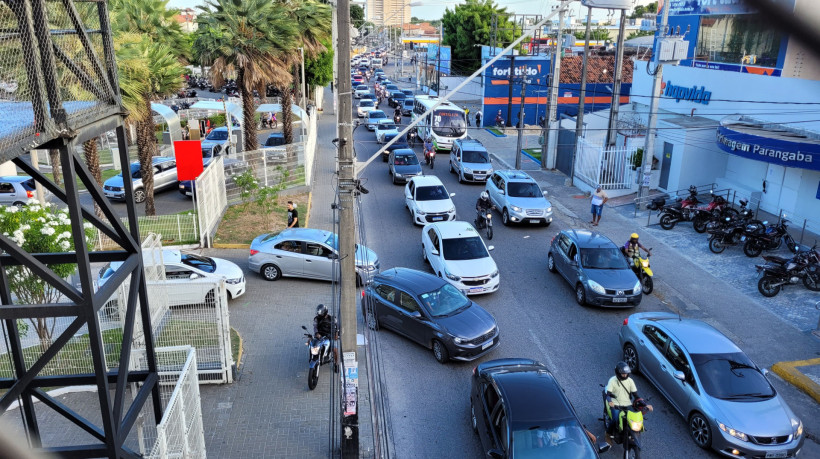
(487, 226), (493, 240)
(641, 274), (653, 294)
(430, 155), (435, 169)
(659, 214), (676, 230)
(308, 366), (319, 390)
(803, 267), (820, 291)
(743, 240), (763, 258)
(758, 276), (781, 297)
(693, 215), (708, 233)
(709, 237), (726, 254)
(625, 444), (640, 459)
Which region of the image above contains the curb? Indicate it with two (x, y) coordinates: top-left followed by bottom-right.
(521, 150), (541, 166)
(489, 153), (513, 170)
(212, 243), (250, 249)
(233, 326), (244, 368)
(485, 128), (507, 138)
(771, 358), (820, 404)
(304, 190), (313, 228)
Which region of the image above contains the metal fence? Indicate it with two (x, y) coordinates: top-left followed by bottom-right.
(93, 214), (199, 251)
(195, 155), (227, 247)
(575, 137), (637, 190)
(228, 144), (307, 205)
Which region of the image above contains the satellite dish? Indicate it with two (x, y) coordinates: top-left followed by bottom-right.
(580, 0), (632, 9)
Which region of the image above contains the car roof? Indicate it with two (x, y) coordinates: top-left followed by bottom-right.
(375, 268), (446, 295)
(641, 314), (742, 355)
(377, 119), (395, 125)
(0, 176), (32, 182)
(456, 138), (487, 152)
(563, 229), (618, 249)
(393, 149), (415, 156)
(368, 110), (386, 117)
(270, 227), (334, 243)
(489, 364), (575, 423)
(429, 221), (477, 239)
(495, 169), (534, 182)
(409, 175), (444, 187)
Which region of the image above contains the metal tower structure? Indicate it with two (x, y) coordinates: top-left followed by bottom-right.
(0, 0), (162, 456)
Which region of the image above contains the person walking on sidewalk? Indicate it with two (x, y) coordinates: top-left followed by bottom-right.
(287, 201), (300, 228)
(475, 111), (482, 127)
(590, 185), (609, 226)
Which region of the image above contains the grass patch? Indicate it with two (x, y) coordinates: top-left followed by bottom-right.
(41, 169), (120, 191)
(487, 127), (506, 136)
(231, 328), (241, 364)
(214, 192), (309, 245)
(523, 148), (542, 162)
(156, 319), (219, 348)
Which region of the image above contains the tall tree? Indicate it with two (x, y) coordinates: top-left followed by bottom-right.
(305, 38), (334, 88)
(441, 0), (518, 73)
(111, 0), (190, 59)
(351, 4), (364, 29)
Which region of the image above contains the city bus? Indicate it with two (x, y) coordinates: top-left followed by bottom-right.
(411, 95), (467, 152)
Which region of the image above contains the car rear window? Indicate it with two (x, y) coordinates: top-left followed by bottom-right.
(21, 179), (36, 191)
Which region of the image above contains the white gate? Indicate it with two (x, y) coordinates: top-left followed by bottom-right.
(575, 137), (636, 190)
(195, 155), (227, 247)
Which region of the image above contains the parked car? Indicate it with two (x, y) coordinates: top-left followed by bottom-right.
(375, 119), (399, 144)
(401, 98), (414, 116)
(388, 91), (406, 108)
(619, 312), (804, 457)
(357, 99), (376, 118)
(249, 228), (380, 285)
(422, 221), (499, 295)
(485, 170), (553, 226)
(99, 249), (246, 304)
(404, 176), (456, 225)
(103, 157), (178, 203)
(0, 176), (35, 207)
(471, 359), (611, 458)
(366, 110), (388, 130)
(450, 138), (493, 183)
(362, 268), (499, 363)
(388, 149), (422, 185)
(201, 126), (242, 157)
(178, 157), (250, 198)
(354, 84), (370, 99)
(548, 229), (642, 306)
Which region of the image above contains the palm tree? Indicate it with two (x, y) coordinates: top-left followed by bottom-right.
(198, 0), (297, 152)
(111, 0), (189, 59)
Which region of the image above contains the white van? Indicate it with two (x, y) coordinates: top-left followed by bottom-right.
(371, 58), (383, 69)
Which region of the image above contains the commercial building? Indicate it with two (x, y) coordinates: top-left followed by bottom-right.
(365, 0), (410, 27)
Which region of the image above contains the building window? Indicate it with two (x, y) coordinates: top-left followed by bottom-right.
(695, 15), (781, 68)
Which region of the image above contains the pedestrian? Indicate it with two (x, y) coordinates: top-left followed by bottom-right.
(287, 201), (300, 228)
(590, 185), (609, 226)
(465, 107), (471, 126)
(476, 111), (482, 127)
(182, 125), (189, 140)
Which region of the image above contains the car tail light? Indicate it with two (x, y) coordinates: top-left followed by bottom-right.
(623, 318), (629, 326)
(26, 190), (34, 198)
(472, 366), (477, 375)
(361, 290), (365, 298)
(550, 235), (556, 244)
(249, 249), (259, 256)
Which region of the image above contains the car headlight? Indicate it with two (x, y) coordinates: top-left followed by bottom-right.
(792, 418), (803, 437)
(490, 269), (499, 278)
(633, 280), (642, 295)
(394, 173), (402, 177)
(226, 277), (242, 284)
(464, 167), (472, 174)
(445, 269), (461, 281)
(511, 205), (522, 212)
(448, 207), (455, 214)
(452, 336), (464, 344)
(546, 206), (552, 213)
(416, 210), (426, 215)
(588, 280), (606, 295)
(718, 421), (748, 442)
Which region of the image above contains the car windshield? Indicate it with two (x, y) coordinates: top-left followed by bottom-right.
(512, 419), (597, 459)
(369, 111), (386, 119)
(462, 149), (490, 164)
(403, 100), (414, 107)
(443, 236), (488, 261)
(356, 85), (368, 90)
(180, 253), (216, 273)
(361, 94), (374, 100)
(119, 163), (141, 179)
(206, 130), (228, 141)
(419, 283), (470, 317)
(360, 100), (374, 107)
(433, 109), (467, 137)
(394, 154), (418, 166)
(378, 123), (396, 130)
(508, 182), (542, 198)
(579, 248), (629, 269)
(691, 353), (775, 400)
(415, 185), (449, 201)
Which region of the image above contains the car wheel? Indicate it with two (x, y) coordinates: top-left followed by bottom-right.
(623, 344), (639, 374)
(422, 245), (428, 263)
(432, 339), (449, 364)
(391, 174), (397, 185)
(449, 161), (454, 173)
(470, 401), (478, 433)
(547, 253), (557, 273)
(382, 152), (388, 162)
(502, 208), (510, 226)
(205, 290), (215, 306)
(575, 284), (586, 306)
(261, 264), (281, 281)
(689, 412), (712, 449)
(12, 201), (25, 207)
(133, 189), (146, 203)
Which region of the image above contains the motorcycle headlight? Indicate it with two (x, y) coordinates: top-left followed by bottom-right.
(792, 418), (803, 437)
(633, 280), (642, 295)
(511, 205), (522, 212)
(486, 213), (492, 219)
(641, 259), (649, 268)
(445, 269), (461, 281)
(629, 420), (643, 432)
(587, 280), (606, 295)
(718, 421), (749, 442)
(310, 345), (321, 356)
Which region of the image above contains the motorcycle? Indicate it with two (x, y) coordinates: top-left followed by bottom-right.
(393, 111), (402, 124)
(425, 146), (436, 169)
(742, 218), (799, 258)
(474, 208), (495, 240)
(626, 250), (653, 294)
(658, 186), (704, 231)
(707, 201), (761, 254)
(755, 243), (820, 297)
(407, 128), (417, 147)
(301, 326), (333, 390)
(691, 192), (736, 232)
(601, 389), (649, 459)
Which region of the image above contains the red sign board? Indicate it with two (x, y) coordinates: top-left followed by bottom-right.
(174, 140), (204, 181)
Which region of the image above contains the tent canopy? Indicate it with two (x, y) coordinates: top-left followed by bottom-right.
(256, 103), (306, 121)
(190, 100), (244, 124)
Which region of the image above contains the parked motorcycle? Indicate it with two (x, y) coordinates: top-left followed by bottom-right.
(691, 192), (736, 232)
(658, 186), (704, 231)
(301, 325), (333, 390)
(742, 218), (799, 257)
(601, 389), (649, 459)
(707, 201), (761, 254)
(474, 208), (495, 240)
(756, 243), (820, 297)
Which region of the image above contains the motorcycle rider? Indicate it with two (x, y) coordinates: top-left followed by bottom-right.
(605, 361), (653, 444)
(394, 106), (402, 124)
(423, 136), (434, 163)
(313, 304), (339, 372)
(623, 233), (651, 259)
(475, 191), (493, 229)
(495, 110), (504, 127)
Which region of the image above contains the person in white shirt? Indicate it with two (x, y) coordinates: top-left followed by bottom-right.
(590, 185), (609, 226)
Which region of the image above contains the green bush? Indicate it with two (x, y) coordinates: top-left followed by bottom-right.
(631, 148), (644, 169)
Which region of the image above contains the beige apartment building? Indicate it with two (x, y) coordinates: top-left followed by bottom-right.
(366, 0), (411, 26)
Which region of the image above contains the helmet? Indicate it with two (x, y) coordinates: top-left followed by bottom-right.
(630, 233), (639, 240)
(615, 361), (631, 381)
(480, 191), (489, 201)
(689, 185), (697, 194)
(316, 304), (328, 317)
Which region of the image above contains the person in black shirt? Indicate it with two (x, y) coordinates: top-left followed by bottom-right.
(287, 201), (299, 228)
(313, 304), (338, 372)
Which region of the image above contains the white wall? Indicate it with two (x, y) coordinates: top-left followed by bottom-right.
(794, 170), (820, 234)
(655, 120), (727, 192)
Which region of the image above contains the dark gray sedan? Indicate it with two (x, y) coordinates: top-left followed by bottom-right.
(388, 149), (422, 184)
(361, 268), (499, 363)
(548, 229), (641, 307)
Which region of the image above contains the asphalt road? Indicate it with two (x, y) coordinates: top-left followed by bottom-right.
(352, 66), (712, 458)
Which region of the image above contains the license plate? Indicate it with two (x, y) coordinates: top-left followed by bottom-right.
(482, 340), (493, 350)
(432, 216), (444, 221)
(474, 175), (484, 180)
(185, 191), (192, 196)
(469, 287), (483, 293)
(105, 193), (117, 198)
(613, 298), (628, 303)
(529, 219), (540, 224)
(765, 452), (788, 458)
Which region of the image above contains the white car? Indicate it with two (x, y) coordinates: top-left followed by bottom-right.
(99, 249), (246, 305)
(375, 119), (399, 144)
(354, 85), (370, 99)
(404, 176), (457, 226)
(421, 221), (499, 295)
(357, 99), (376, 118)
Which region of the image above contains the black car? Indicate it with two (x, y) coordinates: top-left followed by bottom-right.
(362, 268), (499, 363)
(264, 132), (288, 147)
(401, 89), (414, 98)
(381, 134), (410, 161)
(388, 90), (406, 108)
(471, 359), (611, 458)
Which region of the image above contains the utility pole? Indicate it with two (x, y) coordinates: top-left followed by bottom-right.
(572, 6), (593, 185)
(436, 23), (442, 94)
(515, 78), (527, 169)
(506, 55), (515, 127)
(335, 0), (359, 455)
(541, 1), (566, 170)
(605, 8), (627, 147)
(638, 0), (671, 207)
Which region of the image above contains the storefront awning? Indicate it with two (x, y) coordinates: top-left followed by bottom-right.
(716, 116), (820, 171)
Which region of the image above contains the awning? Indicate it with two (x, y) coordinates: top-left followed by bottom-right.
(190, 100), (244, 125)
(716, 116), (820, 171)
(151, 103), (182, 155)
(256, 103), (306, 121)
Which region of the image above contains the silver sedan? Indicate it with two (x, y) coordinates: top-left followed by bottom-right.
(619, 312), (804, 458)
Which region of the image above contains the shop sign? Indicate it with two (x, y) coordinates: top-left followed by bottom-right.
(717, 126), (820, 172)
(664, 81), (711, 104)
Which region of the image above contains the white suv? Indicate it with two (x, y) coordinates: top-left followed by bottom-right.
(421, 221), (499, 295)
(404, 176), (456, 225)
(485, 170), (553, 226)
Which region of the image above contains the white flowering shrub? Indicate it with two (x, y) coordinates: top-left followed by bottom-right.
(0, 201), (95, 350)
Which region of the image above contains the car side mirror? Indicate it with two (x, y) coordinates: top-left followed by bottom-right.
(673, 370), (686, 382)
(431, 249), (439, 256)
(487, 245), (495, 251)
(328, 253), (339, 259)
(450, 192), (456, 197)
(189, 273), (200, 279)
(542, 190), (549, 197)
(499, 190), (505, 195)
(409, 311), (422, 319)
(598, 444), (612, 454)
(761, 368), (769, 376)
(488, 449), (504, 459)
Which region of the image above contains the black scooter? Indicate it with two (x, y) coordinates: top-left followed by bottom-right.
(301, 326), (333, 390)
